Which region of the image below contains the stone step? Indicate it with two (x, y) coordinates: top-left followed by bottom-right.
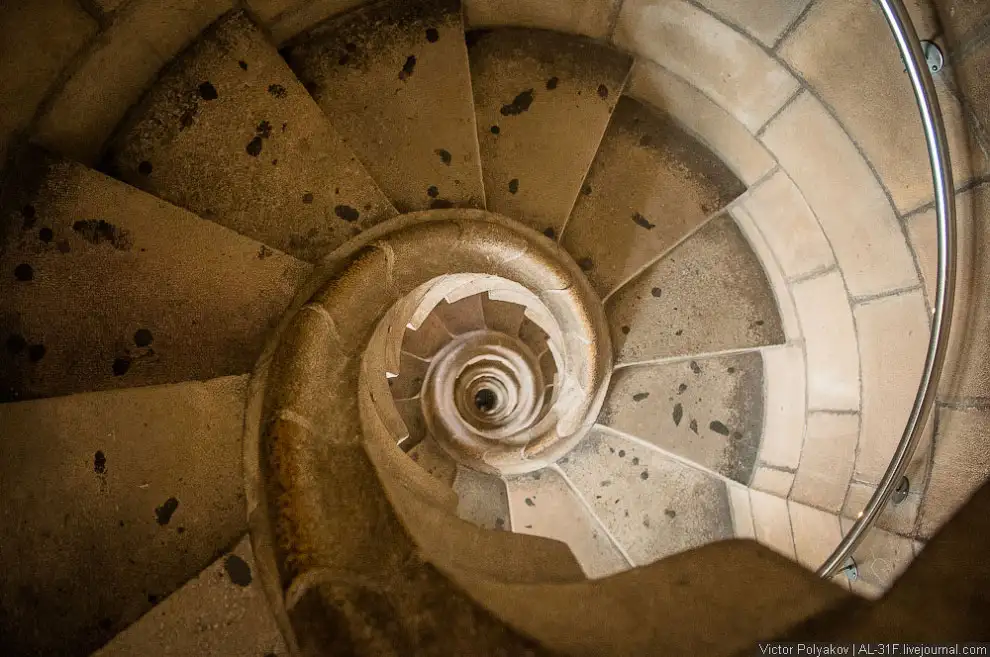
(0, 376), (248, 657)
(91, 536), (287, 657)
(560, 95), (746, 298)
(0, 150), (309, 401)
(105, 11), (395, 264)
(283, 0), (485, 213)
(466, 28), (632, 236)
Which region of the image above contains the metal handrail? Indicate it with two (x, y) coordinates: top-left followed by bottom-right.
(818, 0), (957, 578)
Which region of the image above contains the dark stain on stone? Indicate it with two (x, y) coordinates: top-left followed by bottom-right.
(155, 497), (179, 525)
(224, 554), (252, 586)
(238, 60), (248, 70)
(426, 27), (440, 42)
(620, 325), (630, 335)
(577, 257), (594, 271)
(546, 76), (559, 90)
(675, 329), (683, 336)
(632, 457), (640, 465)
(399, 55), (417, 81)
(198, 81), (218, 100)
(21, 204), (36, 229)
(732, 431), (743, 440)
(632, 392), (649, 402)
(640, 470), (649, 480)
(256, 120), (273, 138)
(72, 219), (132, 250)
(689, 418), (698, 434)
(338, 53), (351, 65)
(677, 383), (687, 394)
(597, 84), (609, 99)
(267, 83), (288, 99)
(14, 263), (33, 281)
(490, 125), (500, 135)
(28, 344), (45, 362)
(302, 192), (314, 204)
(618, 450), (626, 457)
(651, 287), (662, 298)
(334, 205), (360, 222)
(94, 450), (107, 474)
(134, 328), (153, 347)
(258, 245), (273, 259)
(39, 227), (53, 243)
(430, 199), (453, 209)
(543, 227), (555, 239)
(508, 178), (519, 194)
(246, 136), (263, 157)
(56, 239), (70, 253)
(665, 508), (677, 518)
(632, 212), (656, 230)
(138, 160), (153, 176)
(500, 89), (534, 116)
(435, 148), (452, 165)
(6, 334), (26, 354)
(427, 185), (439, 198)
(690, 361), (701, 374)
(494, 517), (505, 530)
(672, 403), (683, 426)
(112, 356), (130, 376)
(581, 184), (592, 196)
(643, 516), (651, 528)
(525, 497), (535, 507)
(282, 122), (288, 132)
(728, 366), (736, 374)
(147, 593), (160, 605)
(710, 421), (730, 436)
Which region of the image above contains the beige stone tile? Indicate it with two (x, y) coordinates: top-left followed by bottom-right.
(751, 466), (794, 498)
(905, 184), (990, 399)
(750, 489), (795, 559)
(600, 352), (764, 484)
(267, 0), (368, 43)
(558, 429), (733, 566)
(506, 468), (629, 578)
(842, 482), (922, 539)
(614, 0), (799, 132)
(561, 96), (745, 297)
(853, 292), (929, 485)
(606, 216), (784, 365)
(463, 0), (622, 40)
(739, 170), (836, 280)
(760, 345), (806, 471)
(453, 466), (510, 531)
(434, 294), (487, 336)
(468, 29), (632, 236)
(482, 294), (526, 336)
(841, 519), (916, 592)
(94, 536), (288, 657)
(788, 501), (843, 571)
(0, 0), (97, 164)
(761, 92), (920, 298)
(727, 483), (755, 540)
(35, 0), (233, 164)
(917, 407), (990, 538)
(791, 412), (858, 514)
(693, 0), (812, 47)
(779, 1), (986, 214)
(627, 60), (775, 186)
(732, 207), (802, 341)
(791, 271), (860, 412)
(402, 312), (453, 360)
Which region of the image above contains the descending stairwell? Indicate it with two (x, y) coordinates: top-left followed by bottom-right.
(2, 0), (989, 654)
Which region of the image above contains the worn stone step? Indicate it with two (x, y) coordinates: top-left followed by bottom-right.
(283, 0), (485, 213)
(606, 214), (785, 365)
(0, 376), (248, 657)
(453, 465), (511, 531)
(92, 536), (288, 657)
(467, 28), (632, 236)
(105, 11), (395, 264)
(0, 150), (309, 401)
(560, 95), (746, 298)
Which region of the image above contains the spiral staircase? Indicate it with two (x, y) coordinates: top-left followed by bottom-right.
(2, 0), (989, 654)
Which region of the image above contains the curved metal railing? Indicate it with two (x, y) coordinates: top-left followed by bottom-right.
(818, 0), (957, 578)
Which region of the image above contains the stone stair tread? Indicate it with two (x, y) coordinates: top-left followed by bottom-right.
(482, 294), (527, 336)
(506, 467), (629, 579)
(599, 352), (764, 485)
(283, 0), (485, 213)
(0, 150), (310, 401)
(561, 95), (746, 298)
(434, 293), (488, 335)
(467, 28), (632, 235)
(557, 427), (734, 566)
(0, 376), (249, 657)
(607, 214), (785, 365)
(453, 465), (511, 531)
(105, 11), (395, 264)
(91, 535), (287, 657)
